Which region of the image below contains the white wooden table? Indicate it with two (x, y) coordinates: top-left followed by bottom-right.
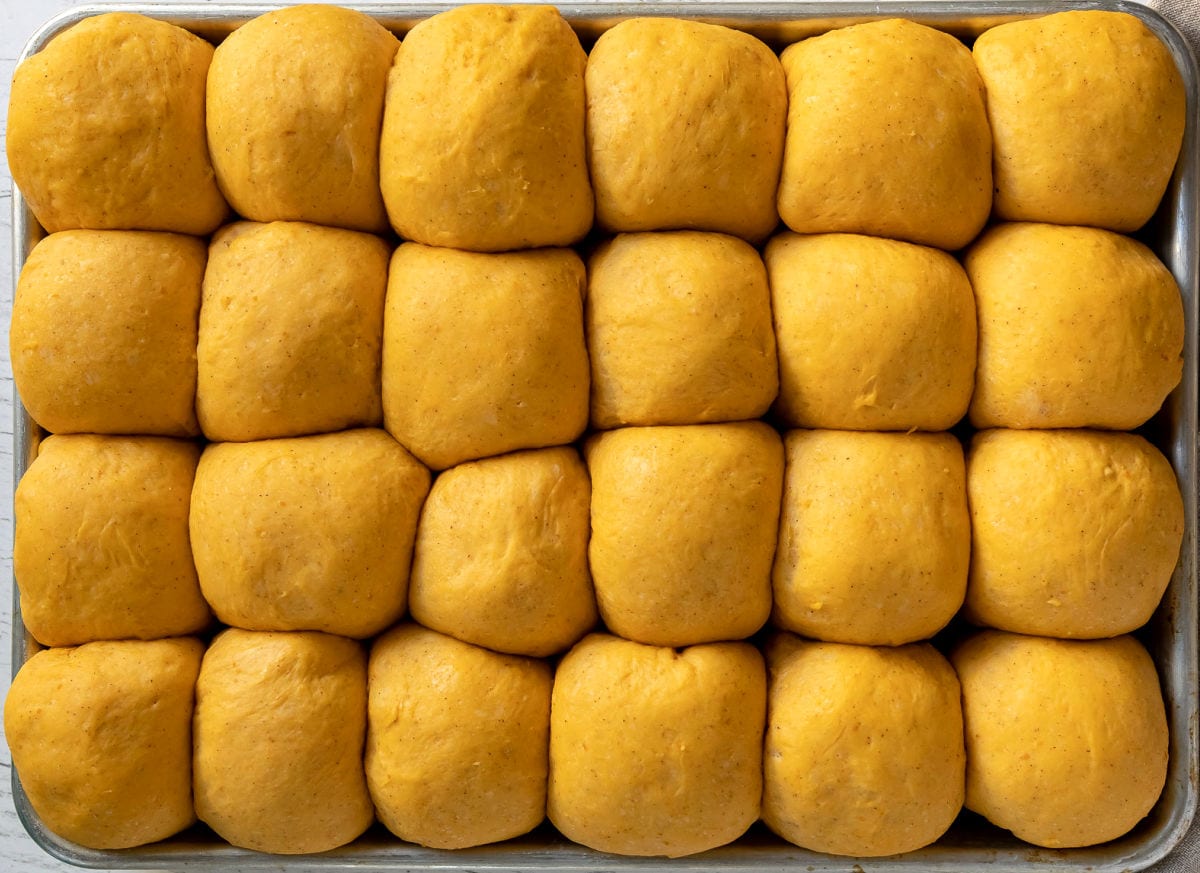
(0, 0), (1196, 870)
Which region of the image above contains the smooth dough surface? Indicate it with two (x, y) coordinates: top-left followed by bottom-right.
(190, 429), (430, 638)
(586, 17), (786, 241)
(11, 230), (203, 436)
(367, 625), (552, 848)
(777, 18), (991, 250)
(586, 423), (782, 647)
(763, 636), (964, 857)
(207, 4), (398, 232)
(7, 12), (227, 234)
(380, 4), (592, 251)
(772, 430), (969, 646)
(193, 629), (373, 854)
(4, 638), (203, 849)
(966, 429), (1183, 638)
(382, 244), (589, 470)
(587, 232), (778, 428)
(953, 631), (1168, 848)
(14, 435), (210, 647)
(197, 221), (389, 441)
(409, 447), (596, 657)
(549, 634), (765, 857)
(766, 232), (976, 430)
(967, 222), (1183, 429)
(974, 10), (1185, 231)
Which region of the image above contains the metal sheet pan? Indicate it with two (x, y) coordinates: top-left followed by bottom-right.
(9, 2), (1199, 870)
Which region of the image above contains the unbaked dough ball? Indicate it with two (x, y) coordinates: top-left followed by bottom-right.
(766, 232), (976, 430)
(763, 635), (964, 856)
(367, 625), (552, 848)
(14, 435), (210, 647)
(11, 230), (203, 436)
(586, 232), (778, 428)
(772, 430), (969, 645)
(974, 10), (1185, 232)
(409, 447), (595, 657)
(549, 634), (764, 857)
(7, 12), (227, 234)
(382, 244), (589, 470)
(968, 223), (1183, 429)
(5, 638), (202, 850)
(586, 423), (782, 646)
(777, 19), (991, 250)
(586, 18), (785, 241)
(197, 221), (389, 441)
(953, 631), (1168, 848)
(207, 4), (398, 232)
(380, 4), (591, 251)
(193, 629), (373, 854)
(966, 429), (1183, 638)
(190, 429), (430, 638)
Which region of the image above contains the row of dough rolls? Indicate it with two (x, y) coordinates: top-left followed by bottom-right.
(6, 7), (1186, 251)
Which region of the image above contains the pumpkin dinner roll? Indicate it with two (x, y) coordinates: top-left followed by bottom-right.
(197, 220), (389, 442)
(953, 631), (1169, 848)
(383, 244), (589, 470)
(190, 429), (431, 638)
(777, 19), (991, 250)
(974, 10), (1185, 232)
(367, 625), (552, 849)
(409, 447), (596, 657)
(772, 430), (969, 646)
(586, 232), (778, 429)
(380, 4), (592, 251)
(585, 18), (786, 241)
(11, 229), (204, 437)
(968, 223), (1184, 429)
(766, 232), (976, 431)
(206, 4), (398, 232)
(4, 638), (203, 850)
(966, 429), (1184, 639)
(7, 12), (227, 234)
(763, 636), (964, 857)
(194, 629), (373, 854)
(549, 634), (765, 857)
(14, 434), (210, 648)
(586, 422), (782, 647)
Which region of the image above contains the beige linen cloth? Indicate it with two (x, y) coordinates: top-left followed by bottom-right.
(1143, 5), (1200, 871)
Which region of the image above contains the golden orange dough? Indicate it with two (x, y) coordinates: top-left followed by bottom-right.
(586, 423), (781, 647)
(193, 629), (373, 854)
(190, 429), (430, 638)
(4, 638), (203, 849)
(766, 232), (976, 430)
(968, 223), (1184, 429)
(382, 244), (589, 470)
(585, 18), (786, 241)
(11, 230), (203, 437)
(974, 11), (1185, 231)
(966, 429), (1183, 638)
(777, 19), (991, 250)
(380, 5), (591, 251)
(953, 631), (1168, 848)
(772, 430), (969, 646)
(367, 625), (552, 848)
(548, 634), (764, 857)
(409, 447), (595, 657)
(586, 232), (778, 428)
(197, 221), (389, 441)
(763, 635), (964, 857)
(14, 435), (210, 647)
(206, 5), (397, 232)
(6, 13), (227, 234)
